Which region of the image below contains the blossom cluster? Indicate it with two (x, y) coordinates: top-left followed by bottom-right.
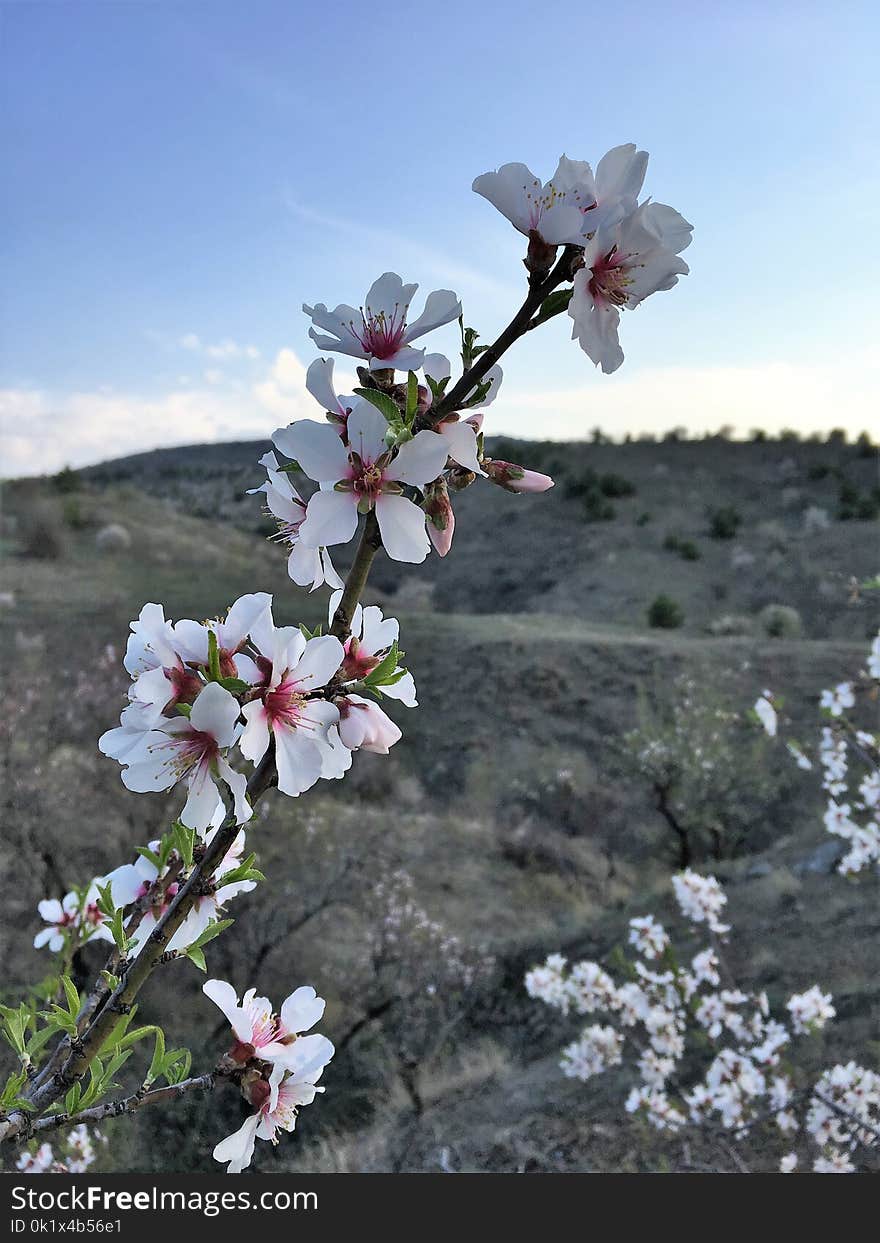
(16, 1126), (104, 1175)
(474, 146), (692, 373)
(203, 979), (334, 1173)
(96, 593), (415, 830)
(754, 632), (880, 874)
(526, 871), (877, 1172)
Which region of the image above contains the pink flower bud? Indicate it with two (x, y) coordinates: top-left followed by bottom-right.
(423, 478), (455, 557)
(337, 695), (402, 754)
(483, 458), (554, 494)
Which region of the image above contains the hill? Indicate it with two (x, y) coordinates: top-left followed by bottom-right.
(0, 434), (877, 1173)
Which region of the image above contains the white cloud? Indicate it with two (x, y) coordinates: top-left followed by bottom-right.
(0, 346), (343, 476)
(178, 334), (261, 361)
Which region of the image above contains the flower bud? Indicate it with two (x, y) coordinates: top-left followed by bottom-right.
(525, 228), (557, 277)
(336, 695), (402, 754)
(423, 478), (455, 557)
(483, 458), (554, 494)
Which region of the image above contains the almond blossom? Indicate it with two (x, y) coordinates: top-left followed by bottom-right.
(303, 272), (461, 372)
(202, 977), (328, 1067)
(333, 602), (417, 707)
(239, 621), (348, 797)
(212, 1048), (334, 1174)
(273, 398), (450, 563)
(248, 451), (344, 592)
(172, 593), (273, 679)
(472, 156), (595, 246)
(336, 695), (402, 754)
(569, 200), (692, 373)
(33, 893), (85, 952)
(111, 682), (252, 833)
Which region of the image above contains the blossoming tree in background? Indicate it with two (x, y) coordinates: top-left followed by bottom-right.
(528, 630), (880, 1173)
(1, 144), (693, 1173)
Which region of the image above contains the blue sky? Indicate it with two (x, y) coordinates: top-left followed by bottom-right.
(2, 0), (878, 474)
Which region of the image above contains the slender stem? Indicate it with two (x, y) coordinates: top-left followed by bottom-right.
(329, 511), (382, 640)
(423, 246), (577, 427)
(26, 1074), (218, 1139)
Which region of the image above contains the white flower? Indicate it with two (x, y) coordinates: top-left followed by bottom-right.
(813, 1150), (855, 1173)
(113, 682), (252, 833)
(472, 155), (597, 245)
(172, 593), (273, 678)
(569, 200), (692, 373)
(203, 978), (328, 1066)
(16, 1142), (56, 1173)
(779, 1152), (798, 1172)
(628, 915), (669, 960)
(786, 986), (835, 1035)
(560, 1024), (624, 1081)
(34, 892), (81, 952)
(336, 695), (402, 754)
(248, 451), (343, 593)
(239, 621), (347, 797)
(333, 602), (417, 707)
(754, 693), (777, 738)
(273, 399), (450, 563)
(213, 1044), (334, 1174)
(868, 633), (880, 680)
(303, 272), (460, 372)
(671, 869), (729, 934)
(304, 357), (353, 422)
(820, 682), (855, 717)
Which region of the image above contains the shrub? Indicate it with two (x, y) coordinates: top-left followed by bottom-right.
(623, 674), (788, 862)
(635, 511), (652, 527)
(759, 603), (803, 639)
(647, 594), (684, 629)
(598, 472), (636, 498)
(807, 463), (830, 481)
(564, 467), (598, 499)
(20, 504), (65, 559)
(583, 491), (615, 522)
(856, 431), (875, 458)
(707, 505), (742, 540)
(51, 465), (80, 494)
(663, 533), (701, 561)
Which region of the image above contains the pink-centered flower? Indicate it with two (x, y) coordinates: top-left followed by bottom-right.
(113, 682), (252, 833)
(273, 399), (450, 564)
(173, 593), (273, 680)
(569, 200), (692, 374)
(248, 451), (344, 593)
(203, 977), (327, 1066)
(331, 602), (417, 707)
(212, 1048), (333, 1174)
(303, 272), (461, 372)
(472, 156), (596, 245)
(239, 621), (348, 797)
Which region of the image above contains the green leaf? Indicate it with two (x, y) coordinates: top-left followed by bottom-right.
(171, 821), (195, 870)
(353, 387), (404, 427)
(186, 946), (207, 973)
(186, 918), (234, 953)
(61, 976), (80, 1020)
(174, 701), (192, 718)
(207, 629), (221, 681)
(147, 1027), (166, 1085)
(136, 845), (162, 872)
(426, 374), (449, 401)
(162, 1047), (192, 1086)
(64, 1082), (82, 1115)
(298, 622), (323, 640)
(277, 459), (302, 474)
(406, 371), (419, 421)
(363, 640), (409, 689)
(529, 287), (573, 329)
(217, 676), (249, 695)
